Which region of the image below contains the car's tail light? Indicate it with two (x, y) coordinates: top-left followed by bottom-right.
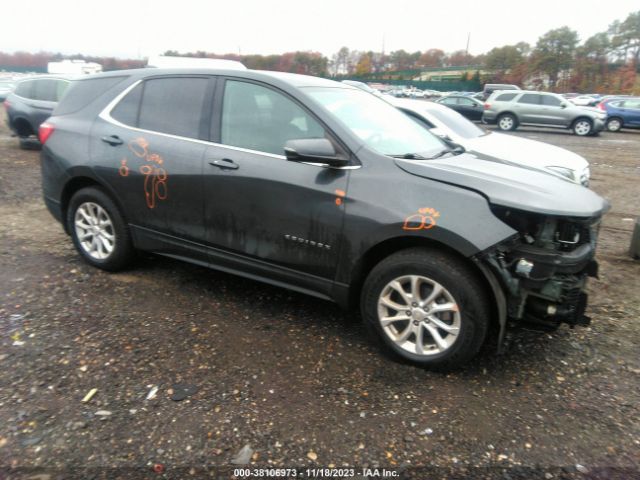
(39, 122), (55, 145)
(2, 100), (9, 110)
(484, 103), (491, 110)
(597, 102), (605, 111)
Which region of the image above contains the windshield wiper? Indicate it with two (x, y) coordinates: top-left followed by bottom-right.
(429, 145), (466, 159)
(390, 153), (428, 160)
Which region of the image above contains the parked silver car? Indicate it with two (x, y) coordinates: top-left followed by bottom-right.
(483, 90), (606, 136)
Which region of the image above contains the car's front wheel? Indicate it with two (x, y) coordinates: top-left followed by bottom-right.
(497, 113), (517, 131)
(67, 187), (134, 271)
(361, 248), (490, 370)
(573, 118), (593, 136)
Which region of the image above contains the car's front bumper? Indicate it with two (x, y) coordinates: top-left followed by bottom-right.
(481, 230), (599, 330)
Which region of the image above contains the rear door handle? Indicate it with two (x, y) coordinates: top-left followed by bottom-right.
(101, 135), (123, 146)
(209, 158), (239, 170)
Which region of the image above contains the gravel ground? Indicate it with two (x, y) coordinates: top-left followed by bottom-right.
(0, 121), (639, 480)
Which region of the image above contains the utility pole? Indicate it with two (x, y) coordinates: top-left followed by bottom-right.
(465, 32), (471, 56)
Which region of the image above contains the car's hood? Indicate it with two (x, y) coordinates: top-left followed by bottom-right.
(463, 132), (588, 172)
(395, 153), (608, 218)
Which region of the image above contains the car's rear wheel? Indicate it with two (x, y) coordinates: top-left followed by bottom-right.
(361, 248), (490, 370)
(606, 117), (623, 132)
(497, 113), (517, 131)
(573, 118), (593, 136)
(67, 187), (134, 271)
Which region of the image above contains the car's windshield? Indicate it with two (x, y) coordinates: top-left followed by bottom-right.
(306, 87), (446, 157)
(426, 107), (486, 139)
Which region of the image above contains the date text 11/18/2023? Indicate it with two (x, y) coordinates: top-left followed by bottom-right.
(233, 467), (399, 477)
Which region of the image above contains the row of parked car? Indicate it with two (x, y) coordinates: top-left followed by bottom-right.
(345, 81), (639, 135)
(415, 88), (639, 135)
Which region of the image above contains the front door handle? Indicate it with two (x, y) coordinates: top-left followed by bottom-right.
(101, 135), (123, 146)
(209, 158), (239, 170)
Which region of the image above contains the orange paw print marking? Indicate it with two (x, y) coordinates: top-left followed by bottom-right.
(403, 207), (440, 230)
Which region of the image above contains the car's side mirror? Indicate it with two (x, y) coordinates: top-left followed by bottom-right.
(561, 103), (568, 108)
(284, 138), (349, 167)
(429, 127), (451, 141)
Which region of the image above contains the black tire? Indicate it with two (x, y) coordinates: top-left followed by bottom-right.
(497, 113), (518, 131)
(606, 117), (623, 132)
(67, 186), (134, 271)
(572, 117), (593, 136)
(361, 248), (490, 370)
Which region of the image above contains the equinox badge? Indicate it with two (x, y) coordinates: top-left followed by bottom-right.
(284, 234), (331, 251)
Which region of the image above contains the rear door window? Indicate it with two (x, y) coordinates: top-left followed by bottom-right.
(137, 77), (209, 139)
(220, 80), (326, 156)
(623, 99), (640, 109)
(518, 94), (540, 105)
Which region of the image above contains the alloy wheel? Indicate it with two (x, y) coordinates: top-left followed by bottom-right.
(377, 275), (461, 356)
(574, 120), (592, 136)
(74, 202), (115, 260)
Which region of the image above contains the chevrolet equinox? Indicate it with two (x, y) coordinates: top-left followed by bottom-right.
(40, 69), (609, 368)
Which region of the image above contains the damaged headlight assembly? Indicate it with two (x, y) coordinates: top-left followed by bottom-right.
(482, 206), (601, 331)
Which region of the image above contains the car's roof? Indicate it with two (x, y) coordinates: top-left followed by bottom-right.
(16, 74), (77, 82)
(80, 68), (346, 89)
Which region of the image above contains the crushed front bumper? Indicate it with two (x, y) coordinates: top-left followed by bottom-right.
(481, 237), (599, 331)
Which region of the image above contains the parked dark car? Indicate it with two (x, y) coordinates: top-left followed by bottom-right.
(5, 75), (72, 148)
(597, 97), (640, 132)
(40, 69), (608, 369)
(0, 79), (15, 101)
(481, 83), (520, 101)
(436, 95), (484, 120)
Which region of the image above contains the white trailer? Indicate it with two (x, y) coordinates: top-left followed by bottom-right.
(47, 60), (103, 75)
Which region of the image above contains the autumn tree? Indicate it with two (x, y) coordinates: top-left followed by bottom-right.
(418, 49), (445, 67)
(355, 53), (373, 75)
(531, 27), (579, 88)
(608, 10), (640, 66)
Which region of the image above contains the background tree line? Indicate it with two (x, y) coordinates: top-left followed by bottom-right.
(1, 10), (638, 93)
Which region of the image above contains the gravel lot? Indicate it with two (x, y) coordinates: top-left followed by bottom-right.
(0, 120), (639, 479)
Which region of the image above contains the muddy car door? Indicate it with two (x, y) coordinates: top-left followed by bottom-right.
(202, 78), (349, 296)
(92, 76), (214, 260)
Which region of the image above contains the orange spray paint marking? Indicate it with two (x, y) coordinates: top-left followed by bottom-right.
(140, 165), (168, 209)
(335, 189), (346, 206)
(129, 137), (149, 158)
(119, 159), (130, 177)
(403, 207), (440, 231)
(121, 137), (169, 209)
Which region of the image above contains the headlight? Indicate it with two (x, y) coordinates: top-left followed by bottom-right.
(546, 166), (576, 182)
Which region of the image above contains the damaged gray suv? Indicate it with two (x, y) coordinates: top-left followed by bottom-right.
(40, 69), (609, 369)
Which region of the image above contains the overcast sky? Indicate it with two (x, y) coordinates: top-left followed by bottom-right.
(2, 0), (638, 59)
